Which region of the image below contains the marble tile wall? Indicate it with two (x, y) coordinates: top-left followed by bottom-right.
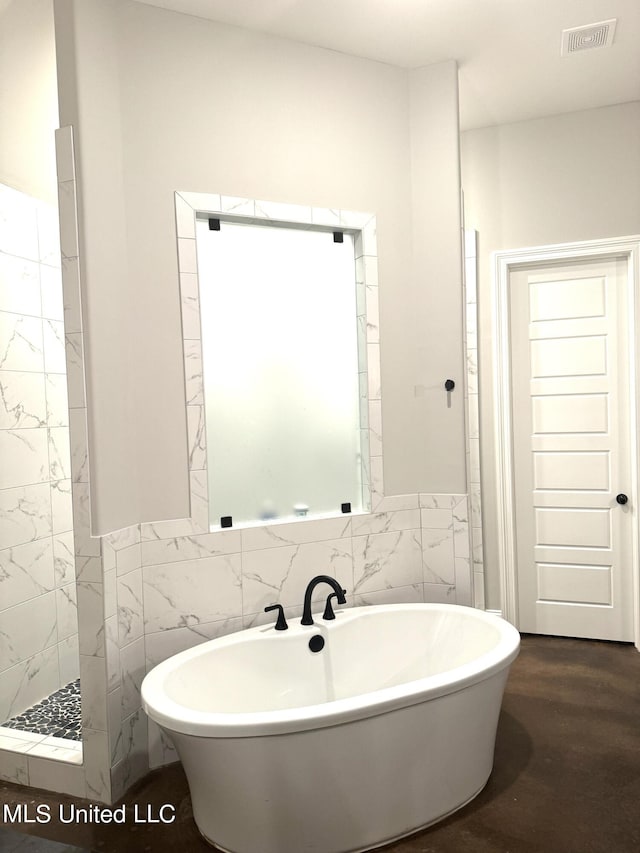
(463, 230), (485, 609)
(0, 183), (79, 727)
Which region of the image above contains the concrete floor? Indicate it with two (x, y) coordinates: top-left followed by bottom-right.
(1, 634), (639, 853)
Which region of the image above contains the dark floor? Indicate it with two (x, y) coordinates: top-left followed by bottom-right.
(2, 634), (639, 853)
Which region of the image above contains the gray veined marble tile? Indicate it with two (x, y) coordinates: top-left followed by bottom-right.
(241, 539), (354, 614)
(365, 285), (379, 344)
(104, 525), (141, 552)
(108, 687), (124, 764)
(375, 494), (420, 512)
(45, 373), (69, 427)
(351, 583), (423, 608)
(0, 646), (59, 722)
(184, 339), (203, 405)
(420, 507), (453, 530)
(422, 527), (456, 585)
(0, 312), (43, 372)
(419, 494), (458, 509)
(48, 426), (71, 480)
(116, 542), (141, 576)
(0, 428), (49, 489)
(120, 638), (146, 718)
(143, 554), (242, 633)
(455, 557), (472, 606)
(141, 529), (240, 566)
(105, 615), (120, 693)
(0, 252), (41, 316)
(0, 749), (29, 785)
(179, 273), (201, 340)
(186, 405), (206, 470)
(352, 529), (422, 595)
(77, 582), (105, 657)
(144, 617), (243, 670)
(104, 569), (117, 619)
(68, 408), (88, 483)
(351, 509), (421, 537)
(83, 728), (110, 802)
(55, 583), (78, 641)
(57, 180), (78, 259)
(0, 592), (57, 670)
(51, 478), (73, 534)
(423, 582), (456, 604)
(55, 126), (75, 184)
(0, 537), (55, 610)
(241, 516), (351, 552)
(58, 633), (80, 684)
(0, 371), (46, 429)
(117, 570), (144, 646)
(61, 256), (82, 333)
(148, 717), (178, 770)
(0, 482), (52, 548)
(64, 332), (85, 408)
(220, 196), (254, 216)
(80, 654), (107, 730)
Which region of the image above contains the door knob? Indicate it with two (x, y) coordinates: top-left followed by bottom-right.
(616, 493), (628, 505)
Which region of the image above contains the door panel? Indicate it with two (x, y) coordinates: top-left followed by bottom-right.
(510, 257), (633, 641)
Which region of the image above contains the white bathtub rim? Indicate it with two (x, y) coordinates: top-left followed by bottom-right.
(141, 603), (520, 739)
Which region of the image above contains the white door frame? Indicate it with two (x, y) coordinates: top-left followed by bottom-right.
(491, 235), (640, 651)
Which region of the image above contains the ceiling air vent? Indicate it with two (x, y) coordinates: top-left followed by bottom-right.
(561, 19), (617, 55)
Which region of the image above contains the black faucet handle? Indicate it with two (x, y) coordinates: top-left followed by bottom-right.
(322, 590), (347, 620)
(264, 603), (288, 631)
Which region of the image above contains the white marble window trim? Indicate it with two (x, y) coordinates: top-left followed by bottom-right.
(146, 192), (384, 542)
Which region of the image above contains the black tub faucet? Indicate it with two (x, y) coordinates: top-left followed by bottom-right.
(301, 575), (347, 626)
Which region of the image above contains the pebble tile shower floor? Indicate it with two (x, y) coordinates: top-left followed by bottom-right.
(2, 681), (81, 741)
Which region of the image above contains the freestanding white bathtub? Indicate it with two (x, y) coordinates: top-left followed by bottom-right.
(141, 603), (520, 853)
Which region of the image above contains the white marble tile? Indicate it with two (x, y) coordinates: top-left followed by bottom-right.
(144, 617), (243, 670)
(420, 507), (453, 530)
(75, 553), (102, 583)
(310, 207), (340, 227)
(179, 273), (200, 340)
(120, 637), (146, 718)
(453, 519), (470, 560)
(468, 398), (479, 440)
(469, 437), (481, 485)
(0, 646), (59, 721)
(51, 478), (73, 534)
(0, 371), (46, 429)
(255, 200), (312, 223)
(0, 726), (45, 743)
(108, 687), (123, 764)
(48, 426), (71, 481)
(80, 654), (107, 729)
(422, 527), (455, 585)
(0, 185), (39, 261)
(45, 373), (69, 427)
(184, 339), (203, 405)
(466, 302), (477, 338)
(368, 399), (382, 457)
(83, 728), (110, 800)
(143, 554), (242, 633)
(241, 516), (350, 552)
(467, 347), (478, 394)
(423, 582), (456, 604)
(28, 754), (85, 797)
(369, 456), (384, 510)
(28, 739), (83, 764)
(105, 615), (120, 693)
(174, 194), (196, 239)
(474, 572), (486, 609)
(58, 633), (80, 684)
(55, 126), (75, 184)
(105, 525), (140, 552)
(374, 494), (420, 512)
(43, 319), (66, 373)
(57, 180), (78, 259)
(64, 333), (85, 407)
(178, 191), (221, 213)
(40, 264), (64, 322)
(61, 256), (82, 333)
(186, 405), (206, 470)
(117, 569), (144, 647)
(0, 593), (57, 669)
(141, 529), (240, 567)
(471, 484), (482, 527)
(56, 582), (78, 641)
(455, 557), (472, 606)
(0, 749), (29, 784)
(419, 493), (459, 509)
(0, 253), (41, 316)
(242, 539), (353, 614)
(0, 312), (43, 372)
(104, 568), (117, 619)
(0, 482), (52, 548)
(0, 428), (48, 489)
(0, 733), (39, 753)
(365, 285), (379, 345)
(351, 583), (423, 607)
(352, 529), (422, 595)
(351, 509), (420, 536)
(472, 526), (484, 566)
(77, 582), (105, 657)
(339, 210), (373, 229)
(68, 408), (88, 483)
(177, 238), (197, 274)
(111, 710), (148, 799)
(0, 537), (55, 610)
(220, 196), (254, 216)
(116, 542), (141, 576)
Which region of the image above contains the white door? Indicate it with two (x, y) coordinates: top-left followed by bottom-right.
(510, 256), (634, 641)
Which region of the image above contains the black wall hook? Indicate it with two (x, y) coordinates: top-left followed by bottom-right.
(444, 379), (455, 391)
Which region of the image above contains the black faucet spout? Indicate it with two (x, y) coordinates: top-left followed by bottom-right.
(301, 575), (347, 626)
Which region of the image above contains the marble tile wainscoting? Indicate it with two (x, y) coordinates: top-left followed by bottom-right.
(0, 184), (79, 738)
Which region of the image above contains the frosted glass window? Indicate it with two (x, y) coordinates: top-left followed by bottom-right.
(195, 218), (368, 527)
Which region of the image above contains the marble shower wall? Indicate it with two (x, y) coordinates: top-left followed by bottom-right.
(0, 183), (79, 724)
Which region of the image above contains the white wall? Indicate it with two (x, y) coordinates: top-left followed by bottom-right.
(0, 0), (58, 204)
(54, 0), (465, 534)
(461, 101), (640, 608)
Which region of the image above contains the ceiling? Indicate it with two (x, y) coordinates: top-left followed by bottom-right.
(133, 0), (640, 130)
